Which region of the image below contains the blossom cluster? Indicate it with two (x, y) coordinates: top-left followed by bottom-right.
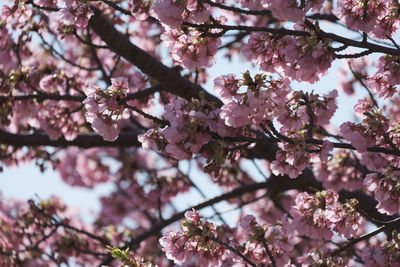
(264, 0), (324, 22)
(38, 74), (85, 141)
(60, 0), (94, 29)
(139, 96), (236, 161)
(161, 27), (221, 71)
(139, 72), (340, 179)
(0, 196), (105, 266)
(337, 0), (400, 39)
(236, 0), (324, 22)
(152, 0), (210, 29)
(154, 0), (224, 71)
(0, 27), (17, 73)
(242, 28), (335, 83)
(55, 147), (111, 188)
(160, 209), (296, 266)
(290, 189), (363, 239)
(368, 55), (400, 98)
(83, 78), (129, 141)
(340, 99), (391, 153)
(314, 150), (364, 191)
(361, 232), (400, 267)
(217, 73), (291, 128)
(160, 192), (364, 267)
(364, 170), (400, 215)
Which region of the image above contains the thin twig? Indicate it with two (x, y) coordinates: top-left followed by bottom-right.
(386, 35), (400, 50)
(336, 49), (373, 59)
(303, 95), (315, 140)
(123, 102), (169, 127)
(87, 29), (111, 85)
(331, 217), (400, 256)
(73, 30), (108, 49)
(211, 237), (257, 267)
(38, 34), (98, 71)
(261, 239), (277, 267)
(348, 63), (379, 107)
(251, 159), (269, 181)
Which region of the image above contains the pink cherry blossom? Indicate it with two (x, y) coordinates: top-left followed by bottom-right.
(60, 0), (93, 29)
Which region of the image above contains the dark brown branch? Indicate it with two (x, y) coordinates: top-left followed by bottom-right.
(266, 121), (294, 144)
(183, 21), (310, 37)
(2, 125), (400, 157)
(88, 8), (223, 105)
(125, 85), (161, 100)
(0, 93), (84, 102)
(86, 29), (112, 85)
(0, 86), (161, 103)
(0, 129), (142, 148)
(303, 96), (315, 140)
(306, 138), (400, 157)
(123, 102), (169, 127)
(321, 30), (400, 56)
(386, 35), (400, 50)
(183, 22), (400, 57)
(336, 50), (373, 59)
(179, 167), (227, 224)
(109, 55), (122, 77)
(306, 13), (339, 22)
(24, 225), (59, 252)
(57, 221), (109, 246)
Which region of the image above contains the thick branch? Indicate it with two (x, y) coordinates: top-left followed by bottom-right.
(0, 127), (397, 225)
(0, 129), (141, 148)
(88, 9), (223, 105)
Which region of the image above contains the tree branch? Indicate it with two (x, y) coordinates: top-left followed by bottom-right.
(183, 22), (400, 57)
(0, 129), (142, 148)
(88, 8), (223, 105)
(0, 85), (161, 103)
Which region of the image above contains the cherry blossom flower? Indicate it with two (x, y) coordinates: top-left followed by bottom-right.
(60, 0), (93, 29)
(83, 78), (129, 141)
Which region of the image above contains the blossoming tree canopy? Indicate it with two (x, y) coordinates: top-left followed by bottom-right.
(2, 0), (400, 266)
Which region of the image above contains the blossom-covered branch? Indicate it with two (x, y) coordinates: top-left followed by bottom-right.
(2, 0), (400, 266)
